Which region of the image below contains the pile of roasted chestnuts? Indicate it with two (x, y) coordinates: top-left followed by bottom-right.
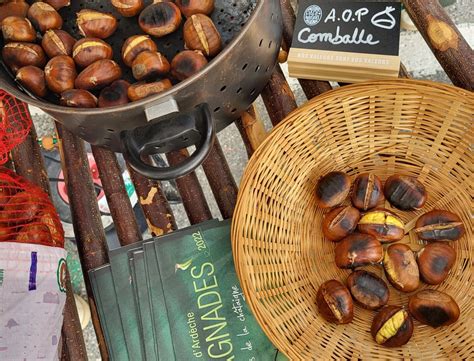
(315, 171), (465, 347)
(0, 0), (221, 107)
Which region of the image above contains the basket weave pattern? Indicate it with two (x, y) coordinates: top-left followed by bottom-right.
(232, 80), (473, 359)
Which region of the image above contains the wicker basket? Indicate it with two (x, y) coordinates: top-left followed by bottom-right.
(232, 80), (473, 359)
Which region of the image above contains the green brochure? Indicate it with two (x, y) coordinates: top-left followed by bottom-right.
(156, 220), (283, 361)
(89, 265), (129, 361)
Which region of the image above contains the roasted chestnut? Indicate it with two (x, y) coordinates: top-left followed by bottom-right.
(43, 0), (70, 11)
(414, 210), (465, 242)
(358, 209), (405, 243)
(0, 1), (30, 25)
(77, 9), (118, 39)
(127, 79), (172, 101)
(27, 1), (62, 32)
(408, 289), (460, 328)
(139, 2), (182, 38)
(334, 233), (383, 269)
(347, 270), (389, 310)
(322, 205), (360, 242)
(16, 223), (52, 244)
(132, 50), (170, 81)
(1, 16), (36, 42)
(384, 174), (427, 210)
(351, 173), (384, 210)
(2, 42), (47, 73)
(16, 65), (47, 97)
(175, 0), (214, 17)
(44, 55), (76, 94)
(121, 35), (158, 67)
(371, 306), (414, 347)
(383, 243), (419, 292)
(171, 50), (208, 81)
(111, 0), (144, 17)
(75, 59), (122, 90)
(417, 242), (456, 285)
(98, 80), (130, 108)
(60, 89), (97, 108)
(72, 37), (113, 68)
(316, 280), (353, 324)
(41, 29), (76, 58)
(183, 14), (222, 57)
(315, 171), (351, 209)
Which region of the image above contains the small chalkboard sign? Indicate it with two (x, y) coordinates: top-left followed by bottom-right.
(288, 0), (401, 83)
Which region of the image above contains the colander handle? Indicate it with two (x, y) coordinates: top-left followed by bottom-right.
(121, 104), (215, 180)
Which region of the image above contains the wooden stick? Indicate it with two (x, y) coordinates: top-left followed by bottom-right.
(202, 140), (238, 219)
(403, 0), (474, 90)
(55, 123), (109, 360)
(166, 149), (213, 224)
(91, 146), (143, 246)
(235, 106), (268, 157)
(399, 63), (410, 79)
(127, 166), (177, 236)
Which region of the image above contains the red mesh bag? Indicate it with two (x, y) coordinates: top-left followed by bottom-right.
(0, 168), (64, 248)
(0, 90), (33, 164)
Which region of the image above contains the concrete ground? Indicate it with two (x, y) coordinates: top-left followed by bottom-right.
(26, 2), (472, 359)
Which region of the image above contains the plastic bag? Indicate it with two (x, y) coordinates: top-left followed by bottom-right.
(0, 91), (32, 165)
(0, 168), (64, 248)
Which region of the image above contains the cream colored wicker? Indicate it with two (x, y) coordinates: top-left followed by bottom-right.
(232, 80), (473, 359)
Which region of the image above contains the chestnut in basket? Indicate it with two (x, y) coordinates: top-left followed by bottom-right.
(417, 242), (456, 285)
(122, 35), (158, 67)
(44, 55), (77, 94)
(132, 51), (170, 81)
(42, 29), (76, 58)
(75, 59), (122, 91)
(358, 209), (405, 243)
(98, 80), (130, 108)
(0, 1), (30, 25)
(316, 280), (353, 324)
(1, 16), (36, 42)
(175, 0), (214, 17)
(44, 0), (70, 11)
(111, 0), (144, 17)
(60, 89), (97, 108)
(139, 2), (182, 38)
(383, 243), (419, 292)
(16, 223), (52, 244)
(2, 42), (47, 73)
(183, 14), (222, 57)
(77, 9), (118, 39)
(127, 79), (172, 101)
(347, 270), (389, 310)
(414, 210), (465, 242)
(27, 2), (62, 33)
(16, 66), (47, 98)
(171, 50), (208, 81)
(408, 290), (460, 328)
(322, 205), (360, 242)
(384, 174), (427, 210)
(315, 171), (351, 209)
(334, 233), (383, 269)
(371, 306), (413, 347)
(72, 38), (113, 68)
(0, 191), (42, 224)
(351, 173), (384, 211)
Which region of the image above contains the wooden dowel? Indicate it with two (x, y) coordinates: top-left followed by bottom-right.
(235, 106), (268, 157)
(166, 149), (213, 224)
(55, 123), (109, 360)
(261, 64), (298, 126)
(202, 140), (238, 219)
(399, 63), (410, 79)
(127, 166), (177, 236)
(403, 0), (474, 90)
(91, 146), (142, 246)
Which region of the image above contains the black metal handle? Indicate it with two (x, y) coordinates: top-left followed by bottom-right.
(122, 104), (215, 180)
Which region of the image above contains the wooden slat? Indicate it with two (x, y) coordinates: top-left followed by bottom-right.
(235, 106), (268, 157)
(91, 146), (143, 246)
(55, 123), (109, 360)
(403, 0), (474, 90)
